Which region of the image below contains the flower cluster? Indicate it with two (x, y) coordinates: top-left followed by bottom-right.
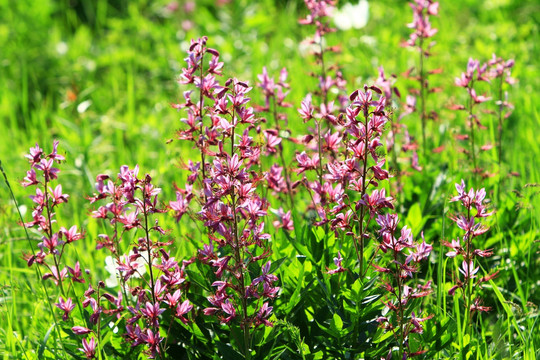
(296, 0), (348, 201)
(444, 180), (497, 316)
(375, 213), (433, 359)
(298, 0), (348, 108)
(85, 166), (192, 358)
(405, 0), (439, 48)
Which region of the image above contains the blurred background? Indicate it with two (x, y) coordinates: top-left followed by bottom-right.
(0, 0), (537, 188)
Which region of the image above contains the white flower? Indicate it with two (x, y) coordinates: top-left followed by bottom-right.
(333, 0), (369, 31)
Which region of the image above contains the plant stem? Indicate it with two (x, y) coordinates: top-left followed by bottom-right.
(318, 38), (328, 108)
(357, 107), (371, 272)
(232, 188), (251, 359)
(316, 119), (324, 187)
(42, 176), (69, 301)
(464, 207), (473, 342)
(199, 52), (207, 192)
(497, 76), (504, 168)
(395, 255), (405, 359)
(229, 105), (251, 359)
(271, 96), (295, 209)
(467, 83), (477, 184)
(419, 37), (427, 157)
(141, 185), (164, 360)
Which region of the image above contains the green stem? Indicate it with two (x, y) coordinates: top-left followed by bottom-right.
(419, 37), (427, 157)
(468, 82), (477, 184)
(357, 108), (371, 272)
(199, 51), (207, 197)
(271, 96), (295, 209)
(497, 76), (504, 168)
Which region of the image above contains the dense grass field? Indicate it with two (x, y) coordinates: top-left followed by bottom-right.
(0, 0), (539, 359)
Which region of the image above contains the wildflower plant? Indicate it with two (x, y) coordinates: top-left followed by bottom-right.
(444, 180), (498, 345)
(321, 85), (393, 272)
(297, 0), (348, 197)
(22, 141), (83, 293)
(299, 0), (348, 111)
(171, 37), (280, 359)
(374, 66), (422, 197)
(375, 214), (433, 359)
(20, 141), (89, 355)
(87, 166), (193, 358)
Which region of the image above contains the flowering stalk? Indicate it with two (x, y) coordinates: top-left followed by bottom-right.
(375, 67), (400, 176)
(403, 0), (440, 155)
(10, 144), (84, 360)
(454, 58), (491, 181)
(173, 38), (280, 359)
(320, 85), (394, 273)
(486, 54), (515, 167)
(172, 36), (224, 202)
(21, 142), (86, 318)
(297, 0), (348, 209)
(375, 214), (433, 359)
(444, 180), (498, 341)
(255, 66), (296, 211)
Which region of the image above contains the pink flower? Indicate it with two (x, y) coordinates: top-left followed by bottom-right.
(140, 302), (165, 328)
(298, 95), (314, 120)
(55, 296), (75, 321)
(175, 300), (193, 324)
(459, 260), (479, 280)
(296, 151), (320, 173)
(78, 337), (96, 359)
(25, 143), (44, 165)
(255, 302), (274, 327)
(22, 169), (38, 187)
(252, 261), (279, 286)
(72, 326), (92, 335)
(169, 191), (189, 222)
(327, 251), (346, 275)
(220, 300), (236, 324)
(60, 225), (83, 243)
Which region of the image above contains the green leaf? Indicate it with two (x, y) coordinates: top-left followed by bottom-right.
(330, 313), (343, 333)
(405, 202), (426, 238)
(38, 322), (55, 359)
(216, 341), (245, 360)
